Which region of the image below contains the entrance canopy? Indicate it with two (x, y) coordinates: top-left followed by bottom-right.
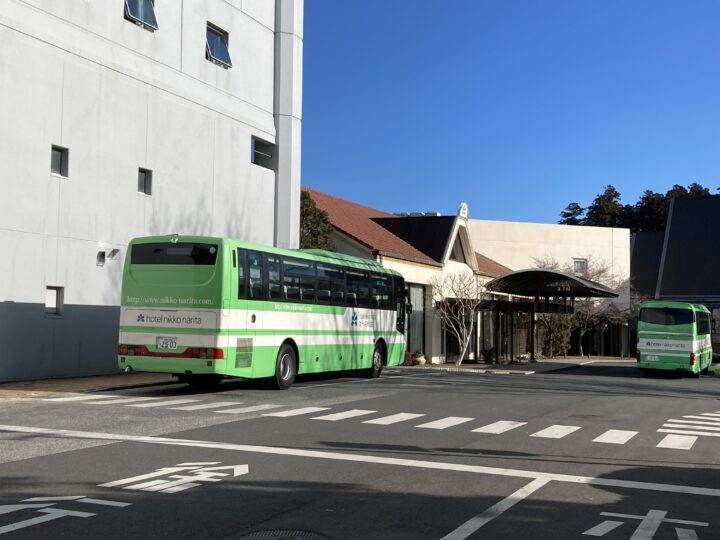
(485, 269), (618, 299)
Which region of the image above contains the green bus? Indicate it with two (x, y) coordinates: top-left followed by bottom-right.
(118, 235), (408, 389)
(636, 300), (713, 377)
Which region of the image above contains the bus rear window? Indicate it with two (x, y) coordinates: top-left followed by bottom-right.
(131, 243), (219, 265)
(639, 307), (694, 326)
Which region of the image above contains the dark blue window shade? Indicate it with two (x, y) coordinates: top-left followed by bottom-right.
(125, 0), (158, 30)
(207, 25), (232, 67)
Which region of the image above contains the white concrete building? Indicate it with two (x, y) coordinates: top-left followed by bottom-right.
(469, 220), (630, 303)
(0, 0), (303, 381)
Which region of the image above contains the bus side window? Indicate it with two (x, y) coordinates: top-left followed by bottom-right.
(346, 270), (369, 307)
(248, 252), (263, 299)
(697, 312), (711, 335)
(267, 256), (282, 300)
(237, 249), (247, 299)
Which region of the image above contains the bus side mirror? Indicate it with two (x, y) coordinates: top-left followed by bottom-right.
(406, 303), (413, 314)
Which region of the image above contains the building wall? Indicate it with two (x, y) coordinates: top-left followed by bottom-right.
(469, 220), (631, 304)
(0, 1), (303, 381)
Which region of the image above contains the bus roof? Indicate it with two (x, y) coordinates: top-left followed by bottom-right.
(639, 299), (710, 312)
(128, 235), (402, 276)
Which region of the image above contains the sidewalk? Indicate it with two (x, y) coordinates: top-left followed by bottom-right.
(0, 372), (178, 399)
(398, 356), (635, 376)
(0, 357), (637, 399)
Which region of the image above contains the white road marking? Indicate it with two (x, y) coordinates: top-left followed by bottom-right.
(682, 415), (720, 422)
(128, 399), (201, 408)
(472, 421), (527, 434)
(169, 402), (243, 411)
(440, 478), (550, 540)
(530, 425), (581, 439)
(363, 413), (425, 425)
(82, 397), (161, 405)
(312, 409), (377, 421)
(416, 417), (475, 430)
(77, 498), (131, 507)
(592, 430), (638, 445)
(657, 434), (697, 450)
(216, 404), (282, 414)
(671, 418), (720, 426)
(583, 520), (624, 536)
(263, 407), (331, 417)
(43, 395), (119, 402)
(658, 429), (720, 438)
(676, 528), (700, 540)
(3, 425), (720, 498)
(664, 422), (720, 432)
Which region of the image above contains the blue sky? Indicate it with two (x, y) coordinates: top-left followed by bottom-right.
(300, 1), (720, 223)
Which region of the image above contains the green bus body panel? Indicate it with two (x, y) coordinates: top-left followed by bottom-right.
(636, 300), (712, 374)
(118, 235), (406, 380)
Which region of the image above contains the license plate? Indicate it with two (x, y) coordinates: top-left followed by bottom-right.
(646, 354), (658, 362)
(156, 337), (178, 350)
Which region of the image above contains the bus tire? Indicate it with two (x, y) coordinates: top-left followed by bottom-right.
(366, 343), (384, 379)
(272, 343), (297, 390)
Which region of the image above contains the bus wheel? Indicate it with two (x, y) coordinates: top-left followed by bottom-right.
(187, 374), (223, 391)
(272, 343), (297, 390)
(366, 343), (384, 378)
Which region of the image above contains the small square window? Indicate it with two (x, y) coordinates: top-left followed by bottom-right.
(138, 168), (152, 195)
(51, 145), (69, 177)
(206, 23), (232, 68)
(573, 258), (588, 276)
(124, 0), (158, 31)
(251, 137), (275, 170)
(45, 286), (64, 316)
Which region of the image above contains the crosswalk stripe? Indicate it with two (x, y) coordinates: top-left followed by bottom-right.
(657, 434), (697, 450)
(217, 404), (282, 414)
(312, 409), (377, 421)
(128, 399), (201, 408)
(659, 429), (720, 438)
(664, 423), (720, 432)
(416, 417), (474, 430)
(169, 401), (243, 411)
(682, 415), (720, 422)
(363, 413), (425, 425)
(43, 395), (118, 402)
(472, 421), (527, 434)
(592, 430), (638, 445)
(82, 397), (162, 405)
(668, 419), (720, 427)
(263, 407), (331, 417)
(530, 425), (581, 439)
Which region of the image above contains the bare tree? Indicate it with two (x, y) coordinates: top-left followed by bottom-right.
(429, 271), (485, 366)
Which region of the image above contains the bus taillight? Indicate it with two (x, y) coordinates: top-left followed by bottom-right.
(190, 347), (224, 360)
(690, 353), (695, 366)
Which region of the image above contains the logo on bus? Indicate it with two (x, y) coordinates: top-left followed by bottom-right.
(137, 314), (145, 323)
(351, 312), (358, 327)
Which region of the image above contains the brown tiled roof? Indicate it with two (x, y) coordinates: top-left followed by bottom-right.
(305, 188), (436, 264)
(475, 252), (512, 278)
(305, 187), (512, 276)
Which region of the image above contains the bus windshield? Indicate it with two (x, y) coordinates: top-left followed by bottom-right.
(639, 307), (694, 326)
(131, 243), (219, 265)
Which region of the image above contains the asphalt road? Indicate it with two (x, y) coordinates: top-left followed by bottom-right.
(1, 363), (719, 539)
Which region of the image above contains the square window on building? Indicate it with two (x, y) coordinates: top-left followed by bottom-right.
(50, 145), (69, 177)
(124, 0), (158, 31)
(45, 286), (64, 316)
(138, 168), (152, 195)
(573, 258), (588, 276)
(251, 137), (275, 170)
(206, 23), (232, 68)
